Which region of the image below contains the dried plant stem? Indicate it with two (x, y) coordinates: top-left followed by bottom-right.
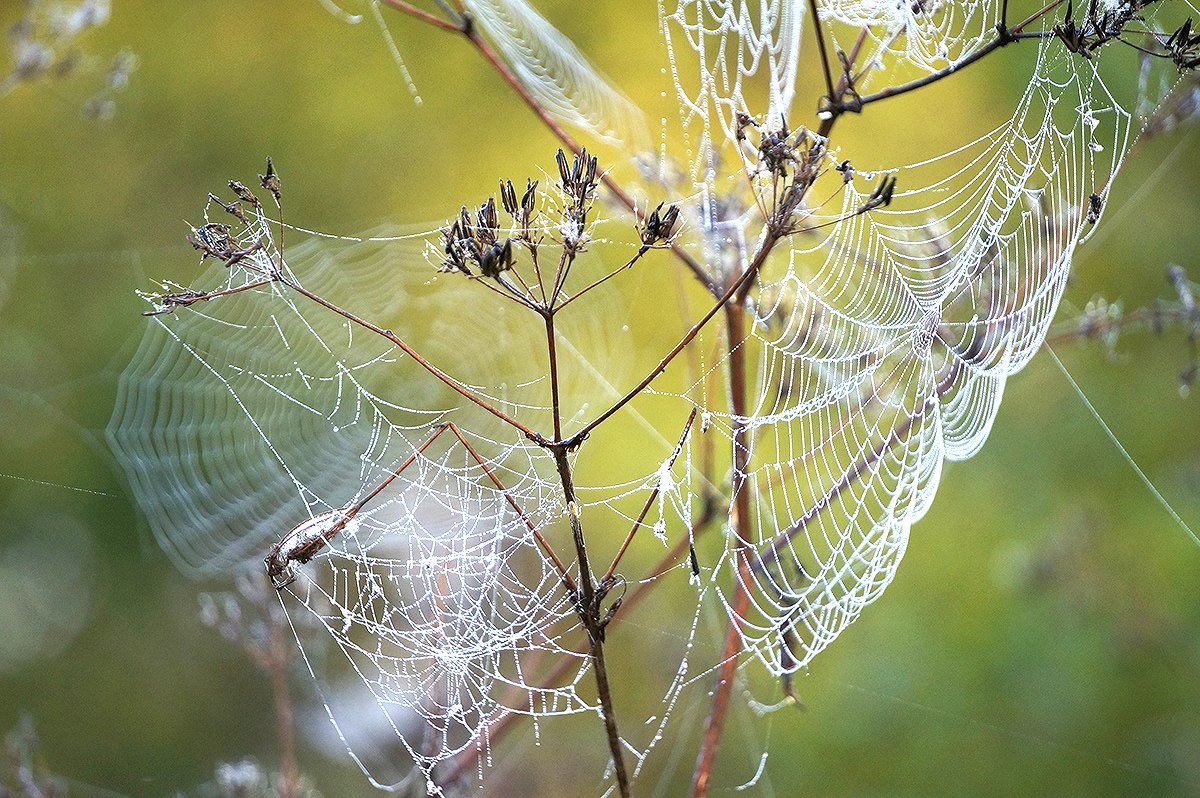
(142, 277), (274, 316)
(266, 619), (299, 798)
(590, 634), (632, 795)
(555, 247), (651, 311)
(552, 446), (633, 798)
(808, 0), (838, 106)
(569, 232), (780, 444)
(851, 2), (1062, 106)
(603, 408), (698, 583)
(446, 423), (578, 591)
(691, 553), (752, 797)
(545, 313), (564, 441)
(691, 301), (753, 798)
(284, 280), (545, 442)
(440, 493), (723, 788)
(377, 0), (461, 33)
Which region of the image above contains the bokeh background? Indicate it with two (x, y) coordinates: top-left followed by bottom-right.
(1, 1), (1198, 795)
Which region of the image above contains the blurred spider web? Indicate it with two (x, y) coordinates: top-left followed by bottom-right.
(108, 0), (1198, 793)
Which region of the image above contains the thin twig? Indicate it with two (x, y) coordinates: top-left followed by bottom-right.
(690, 301), (753, 798)
(142, 277), (273, 316)
(602, 408), (698, 584)
(284, 280), (545, 442)
(438, 489), (724, 788)
(853, 1), (1063, 109)
(446, 423), (577, 593)
(551, 447), (633, 798)
(377, 0), (461, 33)
(570, 232), (781, 443)
(808, 0), (838, 105)
(555, 247), (652, 311)
(545, 313), (564, 442)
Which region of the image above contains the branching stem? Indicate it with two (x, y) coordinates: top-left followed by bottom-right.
(602, 408), (698, 584)
(551, 447), (633, 798)
(379, 2), (716, 295)
(570, 231), (780, 444)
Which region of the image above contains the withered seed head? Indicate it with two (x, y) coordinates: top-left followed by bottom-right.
(521, 179), (537, 216)
(476, 197), (499, 240)
(259, 157), (281, 203)
(858, 174), (897, 213)
(209, 193), (247, 224)
(641, 202), (680, 247)
(557, 148), (599, 206)
(228, 180), (261, 209)
(500, 179), (519, 215)
(478, 239), (514, 278)
(440, 198), (516, 279)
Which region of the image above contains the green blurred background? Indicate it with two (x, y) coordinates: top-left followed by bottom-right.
(0, 1), (1198, 795)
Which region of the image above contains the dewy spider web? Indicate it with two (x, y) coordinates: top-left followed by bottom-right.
(108, 0), (1197, 793)
(655, 0), (1194, 675)
(108, 197), (709, 789)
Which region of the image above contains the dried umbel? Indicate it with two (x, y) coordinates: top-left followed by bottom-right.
(639, 201), (680, 248)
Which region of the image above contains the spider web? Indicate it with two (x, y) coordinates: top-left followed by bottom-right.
(108, 196), (713, 790)
(108, 0), (1197, 793)
(656, 0), (1193, 676)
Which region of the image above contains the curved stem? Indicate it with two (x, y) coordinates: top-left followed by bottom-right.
(285, 280), (544, 443)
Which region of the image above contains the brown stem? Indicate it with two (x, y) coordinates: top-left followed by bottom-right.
(549, 247), (575, 310)
(446, 423), (577, 593)
(602, 408), (698, 584)
(267, 617), (299, 798)
(816, 0), (1061, 139)
(546, 312), (563, 442)
(570, 232), (780, 443)
(555, 246), (651, 312)
(808, 0), (837, 105)
(439, 492), (723, 787)
(472, 271), (540, 311)
(284, 280), (545, 443)
(552, 447), (633, 798)
(378, 0), (461, 32)
(143, 277), (274, 316)
(591, 634), (632, 797)
(690, 301), (753, 798)
(852, 2), (1062, 109)
(691, 553), (752, 798)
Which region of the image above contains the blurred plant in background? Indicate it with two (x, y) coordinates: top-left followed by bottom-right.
(1, 0), (134, 118)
